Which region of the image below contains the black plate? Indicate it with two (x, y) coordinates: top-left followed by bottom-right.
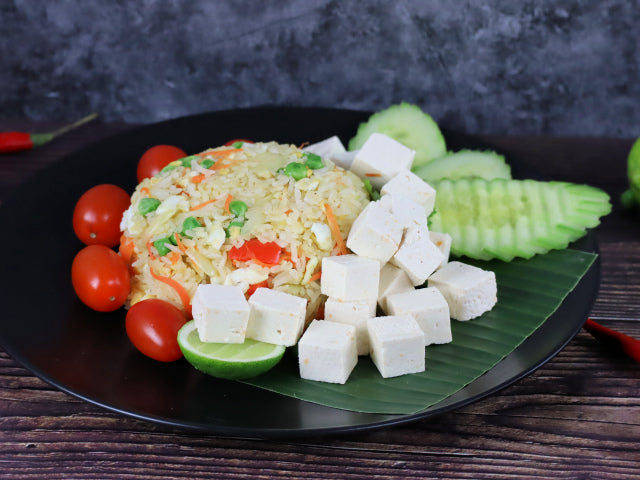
(0, 107), (599, 438)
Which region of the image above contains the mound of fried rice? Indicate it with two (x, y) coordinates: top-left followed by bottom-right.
(120, 141), (370, 319)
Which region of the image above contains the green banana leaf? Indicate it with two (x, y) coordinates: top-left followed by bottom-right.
(243, 249), (597, 414)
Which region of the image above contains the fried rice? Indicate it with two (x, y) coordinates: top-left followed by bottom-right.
(120, 141), (370, 318)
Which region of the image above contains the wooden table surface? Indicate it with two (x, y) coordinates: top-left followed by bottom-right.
(1, 118), (638, 479)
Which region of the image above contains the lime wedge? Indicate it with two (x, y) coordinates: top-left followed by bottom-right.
(177, 321), (286, 380)
(626, 136), (640, 206)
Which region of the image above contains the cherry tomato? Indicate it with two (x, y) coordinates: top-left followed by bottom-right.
(224, 139), (254, 146)
(137, 144), (187, 182)
(125, 299), (187, 362)
(71, 245), (130, 312)
(72, 184), (131, 247)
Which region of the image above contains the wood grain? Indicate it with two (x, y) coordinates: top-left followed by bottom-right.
(1, 325), (639, 479)
(0, 120), (639, 479)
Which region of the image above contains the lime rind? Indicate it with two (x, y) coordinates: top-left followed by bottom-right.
(177, 321), (286, 380)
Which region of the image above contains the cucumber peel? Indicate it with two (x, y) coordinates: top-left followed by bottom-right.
(413, 149), (511, 183)
(428, 178), (611, 261)
(349, 103), (446, 169)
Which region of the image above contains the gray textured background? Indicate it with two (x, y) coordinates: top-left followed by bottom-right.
(1, 0), (639, 137)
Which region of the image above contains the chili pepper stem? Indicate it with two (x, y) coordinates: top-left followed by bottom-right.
(30, 113), (99, 147)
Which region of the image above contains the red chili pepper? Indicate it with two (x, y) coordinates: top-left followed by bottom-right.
(0, 113), (98, 154)
(584, 319), (640, 363)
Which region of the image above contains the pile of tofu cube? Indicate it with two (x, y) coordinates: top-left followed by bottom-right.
(190, 133), (497, 385)
(297, 133), (498, 383)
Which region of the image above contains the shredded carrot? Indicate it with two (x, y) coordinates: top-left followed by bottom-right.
(119, 234), (135, 265)
(309, 270), (322, 282)
(146, 240), (157, 261)
(298, 141), (309, 149)
(191, 173), (205, 184)
(196, 147), (243, 158)
(174, 233), (188, 252)
(250, 258), (277, 268)
(169, 251), (180, 265)
(324, 203), (348, 255)
(140, 187), (151, 196)
(365, 172), (382, 177)
(210, 157), (246, 171)
(149, 267), (192, 318)
(279, 251), (292, 264)
(189, 198), (217, 211)
(224, 194), (233, 214)
(284, 209), (293, 215)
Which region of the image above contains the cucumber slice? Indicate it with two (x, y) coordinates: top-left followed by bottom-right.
(428, 178), (611, 261)
(349, 103), (446, 169)
(413, 149), (511, 183)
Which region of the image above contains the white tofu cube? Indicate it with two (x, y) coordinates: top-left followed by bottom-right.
(428, 261), (497, 321)
(345, 201), (403, 263)
(324, 297), (376, 355)
(429, 231), (452, 269)
(331, 149), (359, 170)
(387, 288), (452, 345)
(191, 285), (250, 343)
(321, 254), (380, 302)
(380, 169), (437, 215)
(350, 133), (415, 189)
(379, 193), (428, 230)
(303, 135), (346, 159)
(367, 316), (426, 378)
(246, 288), (307, 346)
(378, 263), (414, 314)
(298, 320), (358, 384)
(391, 224), (444, 286)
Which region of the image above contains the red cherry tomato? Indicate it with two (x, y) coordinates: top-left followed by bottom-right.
(125, 299), (187, 362)
(71, 245), (130, 312)
(73, 184), (131, 247)
(137, 144), (187, 182)
(224, 139), (254, 146)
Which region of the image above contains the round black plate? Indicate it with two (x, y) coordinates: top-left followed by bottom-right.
(0, 107), (599, 438)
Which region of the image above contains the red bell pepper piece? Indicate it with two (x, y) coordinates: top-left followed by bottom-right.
(246, 279), (269, 298)
(228, 238), (281, 265)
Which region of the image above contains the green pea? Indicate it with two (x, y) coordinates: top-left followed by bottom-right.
(229, 200), (248, 218)
(153, 237), (173, 256)
(159, 164), (178, 174)
(138, 197), (161, 216)
(200, 158), (215, 169)
(181, 216), (202, 237)
(303, 152), (324, 170)
(283, 162), (308, 181)
(180, 155), (199, 168)
(225, 220), (245, 237)
(231, 141), (244, 148)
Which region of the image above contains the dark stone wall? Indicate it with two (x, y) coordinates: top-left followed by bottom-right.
(2, 0), (639, 137)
